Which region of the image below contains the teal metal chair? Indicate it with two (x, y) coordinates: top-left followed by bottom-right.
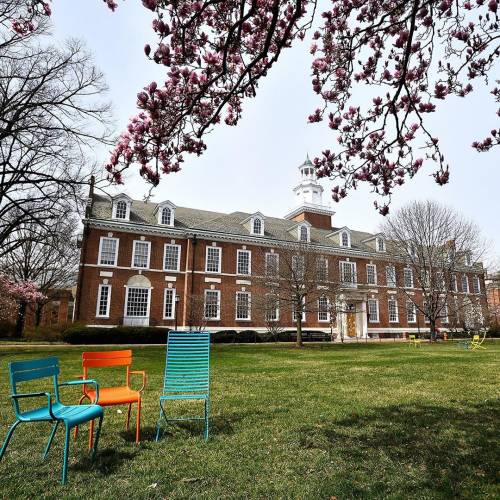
(0, 357), (103, 484)
(156, 331), (211, 442)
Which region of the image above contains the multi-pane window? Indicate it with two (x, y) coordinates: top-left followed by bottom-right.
(98, 237), (118, 266)
(252, 218), (262, 235)
(386, 266), (396, 288)
(265, 253), (279, 277)
(161, 207), (172, 225)
(461, 275), (469, 293)
(299, 225), (309, 242)
(204, 290), (220, 319)
(237, 250), (251, 275)
(96, 284), (111, 317)
(421, 270), (430, 288)
(318, 296), (329, 322)
(115, 200), (127, 219)
(317, 257), (328, 281)
(265, 294), (279, 321)
(367, 299), (379, 322)
(435, 272), (445, 291)
(388, 298), (399, 323)
(341, 231), (349, 247)
(441, 302), (449, 323)
(205, 246), (221, 273)
(406, 301), (416, 323)
(465, 253), (472, 266)
(292, 255), (305, 280)
(292, 296), (306, 322)
(132, 241), (150, 269)
(366, 264), (377, 285)
(451, 274), (457, 292)
(404, 268), (413, 288)
(163, 288), (176, 319)
(125, 288), (150, 317)
(164, 244), (180, 271)
(235, 291), (251, 320)
(473, 275), (480, 294)
(340, 261), (356, 284)
(423, 301), (430, 323)
(377, 237), (385, 252)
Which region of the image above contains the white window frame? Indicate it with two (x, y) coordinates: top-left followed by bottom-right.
(298, 224), (310, 243)
(340, 261), (357, 284)
(96, 284), (112, 318)
(265, 294), (280, 322)
(406, 301), (416, 323)
(163, 243), (181, 272)
(235, 291), (251, 321)
(388, 298), (399, 323)
(113, 199), (130, 220)
(386, 265), (396, 288)
(462, 275), (469, 294)
(292, 296), (306, 323)
(163, 288), (176, 320)
(472, 275), (481, 294)
(317, 256), (328, 281)
(292, 255), (305, 280)
(265, 252), (279, 277)
(252, 217), (264, 236)
(318, 296), (330, 322)
(131, 240), (151, 269)
(367, 298), (379, 323)
(376, 237), (385, 252)
(204, 289), (221, 320)
(98, 237), (119, 267)
(441, 302), (449, 324)
(403, 267), (413, 289)
(160, 207), (173, 226)
(205, 246), (222, 274)
(236, 249), (251, 276)
(340, 231), (350, 248)
(366, 264), (377, 285)
(124, 286), (151, 318)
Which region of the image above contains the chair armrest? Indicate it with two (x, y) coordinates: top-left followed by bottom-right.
(129, 371), (147, 392)
(11, 392), (56, 420)
(59, 379), (99, 404)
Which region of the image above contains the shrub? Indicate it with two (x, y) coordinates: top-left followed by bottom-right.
(0, 320), (16, 339)
(62, 326), (170, 344)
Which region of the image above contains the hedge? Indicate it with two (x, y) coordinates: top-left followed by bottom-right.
(62, 326), (170, 344)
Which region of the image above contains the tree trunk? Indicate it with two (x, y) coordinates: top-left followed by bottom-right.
(15, 301), (27, 338)
(296, 316), (303, 347)
(429, 319), (436, 342)
(35, 302), (44, 327)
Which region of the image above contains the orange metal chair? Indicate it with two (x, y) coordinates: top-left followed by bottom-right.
(75, 350), (146, 447)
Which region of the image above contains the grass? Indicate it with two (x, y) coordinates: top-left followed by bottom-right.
(0, 342), (498, 499)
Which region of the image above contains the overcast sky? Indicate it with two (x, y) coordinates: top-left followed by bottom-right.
(52, 2), (499, 268)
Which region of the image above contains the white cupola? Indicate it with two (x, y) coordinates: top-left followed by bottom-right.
(293, 155), (324, 206)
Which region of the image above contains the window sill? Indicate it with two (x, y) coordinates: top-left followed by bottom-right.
(235, 318), (252, 322)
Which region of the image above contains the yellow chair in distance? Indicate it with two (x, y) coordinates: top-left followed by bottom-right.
(408, 334), (422, 347)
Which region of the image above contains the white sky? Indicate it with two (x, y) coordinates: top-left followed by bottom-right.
(52, 1), (500, 268)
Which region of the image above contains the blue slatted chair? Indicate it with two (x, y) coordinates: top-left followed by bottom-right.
(156, 331), (211, 442)
(0, 357), (103, 484)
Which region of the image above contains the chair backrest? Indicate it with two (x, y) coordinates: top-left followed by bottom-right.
(163, 331), (210, 396)
(409, 335), (415, 341)
(472, 335), (480, 342)
(82, 350), (133, 384)
(8, 357), (60, 414)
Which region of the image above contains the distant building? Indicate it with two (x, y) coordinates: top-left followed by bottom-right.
(485, 271), (500, 326)
(74, 158), (488, 337)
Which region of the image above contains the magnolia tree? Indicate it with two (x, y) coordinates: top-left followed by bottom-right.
(15, 0), (499, 212)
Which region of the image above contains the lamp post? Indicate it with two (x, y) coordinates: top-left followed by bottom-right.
(174, 295), (180, 331)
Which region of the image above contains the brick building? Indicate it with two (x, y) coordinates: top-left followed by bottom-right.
(485, 271), (500, 326)
(75, 158), (488, 337)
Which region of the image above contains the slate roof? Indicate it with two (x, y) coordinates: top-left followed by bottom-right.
(90, 194), (379, 253)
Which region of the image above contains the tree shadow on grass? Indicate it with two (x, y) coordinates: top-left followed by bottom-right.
(75, 448), (139, 476)
(297, 400), (499, 498)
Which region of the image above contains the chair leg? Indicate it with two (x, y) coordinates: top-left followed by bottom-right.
(91, 416), (103, 461)
(0, 420), (20, 461)
(74, 395), (89, 440)
(135, 399), (141, 444)
(126, 403), (132, 431)
(155, 402), (165, 442)
(88, 418), (95, 451)
(43, 421), (59, 459)
(61, 423), (70, 485)
(204, 399), (210, 442)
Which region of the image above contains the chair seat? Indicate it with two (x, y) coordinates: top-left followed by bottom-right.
(85, 386), (140, 405)
(161, 393), (209, 401)
(20, 402), (103, 427)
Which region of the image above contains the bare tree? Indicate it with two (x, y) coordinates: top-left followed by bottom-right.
(0, 2), (113, 256)
(381, 200), (486, 341)
(255, 244), (341, 347)
(251, 292), (285, 342)
(186, 293), (212, 332)
(1, 214), (79, 335)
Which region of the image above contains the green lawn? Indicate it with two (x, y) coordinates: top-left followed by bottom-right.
(0, 342), (498, 499)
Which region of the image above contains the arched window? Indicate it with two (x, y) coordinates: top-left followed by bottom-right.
(253, 217), (262, 235)
(161, 207), (172, 226)
(341, 231), (349, 247)
(299, 225), (309, 242)
(115, 200), (127, 219)
(377, 237), (385, 252)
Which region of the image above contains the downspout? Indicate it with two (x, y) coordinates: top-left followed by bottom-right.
(188, 234), (198, 330)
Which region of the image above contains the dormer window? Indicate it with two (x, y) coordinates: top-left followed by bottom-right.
(376, 237), (385, 252)
(156, 200), (176, 227)
(252, 217), (263, 236)
(465, 253), (472, 267)
(298, 225), (309, 243)
(112, 195), (132, 221)
(341, 231), (350, 248)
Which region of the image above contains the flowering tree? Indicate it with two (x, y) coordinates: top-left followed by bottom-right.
(15, 1), (499, 212)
